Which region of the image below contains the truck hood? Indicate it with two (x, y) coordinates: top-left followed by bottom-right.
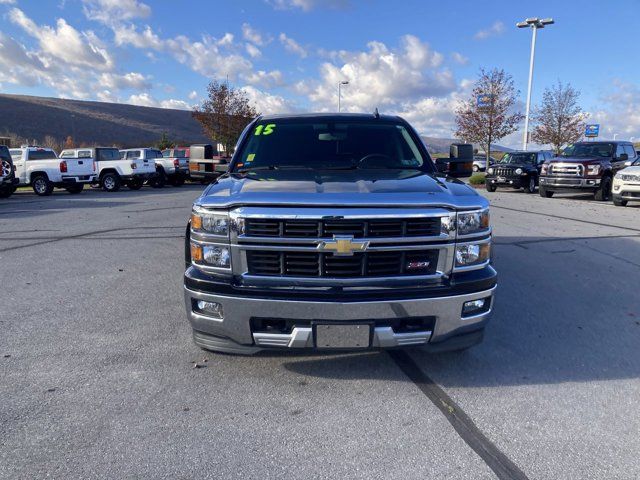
(196, 169), (488, 210)
(549, 156), (607, 165)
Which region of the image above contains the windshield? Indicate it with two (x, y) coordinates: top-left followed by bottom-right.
(234, 120), (432, 172)
(97, 149), (120, 161)
(562, 143), (613, 158)
(498, 153), (536, 164)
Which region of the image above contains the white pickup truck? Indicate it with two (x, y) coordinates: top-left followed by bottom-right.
(9, 146), (96, 196)
(119, 148), (186, 188)
(60, 147), (156, 192)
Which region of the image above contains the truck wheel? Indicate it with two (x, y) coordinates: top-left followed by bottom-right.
(613, 198), (627, 207)
(525, 176), (536, 194)
(171, 175), (185, 187)
(539, 186), (553, 198)
(485, 183), (497, 192)
(101, 173), (121, 192)
(65, 184), (84, 194)
(150, 169), (166, 188)
(127, 179), (143, 190)
(0, 186), (14, 198)
(472, 164), (479, 172)
(594, 177), (611, 201)
(32, 175), (54, 196)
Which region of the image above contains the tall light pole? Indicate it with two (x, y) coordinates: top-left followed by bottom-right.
(517, 17), (554, 151)
(338, 81), (349, 112)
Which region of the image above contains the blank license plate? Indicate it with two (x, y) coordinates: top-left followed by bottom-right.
(315, 324), (371, 349)
(497, 176), (506, 182)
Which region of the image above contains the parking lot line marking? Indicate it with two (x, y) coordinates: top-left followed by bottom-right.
(492, 205), (640, 233)
(388, 350), (530, 480)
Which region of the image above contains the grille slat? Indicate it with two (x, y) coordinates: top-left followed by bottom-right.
(245, 218), (441, 239)
(247, 250), (438, 278)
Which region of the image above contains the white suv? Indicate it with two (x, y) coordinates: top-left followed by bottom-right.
(60, 147), (155, 192)
(10, 146), (96, 196)
(613, 159), (640, 206)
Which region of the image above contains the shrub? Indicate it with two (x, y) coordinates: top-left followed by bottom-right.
(468, 173), (486, 185)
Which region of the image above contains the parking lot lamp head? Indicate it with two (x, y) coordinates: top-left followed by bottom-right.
(338, 81), (349, 112)
(517, 17), (555, 151)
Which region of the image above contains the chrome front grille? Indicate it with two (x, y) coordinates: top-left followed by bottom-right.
(620, 174), (640, 183)
(244, 217), (442, 238)
(246, 249), (439, 278)
(549, 163), (583, 176)
(493, 167), (515, 177)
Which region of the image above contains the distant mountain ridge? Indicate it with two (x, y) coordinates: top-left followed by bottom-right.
(0, 94), (209, 147)
(0, 93), (513, 152)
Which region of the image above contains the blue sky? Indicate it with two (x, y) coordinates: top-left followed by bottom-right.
(1, 0), (639, 145)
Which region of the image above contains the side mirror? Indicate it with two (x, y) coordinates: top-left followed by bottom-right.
(619, 153), (629, 161)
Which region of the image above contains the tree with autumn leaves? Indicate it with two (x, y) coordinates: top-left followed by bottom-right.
(192, 80), (259, 155)
(455, 68), (523, 161)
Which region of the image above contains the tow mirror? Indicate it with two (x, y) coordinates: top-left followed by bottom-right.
(618, 153), (628, 161)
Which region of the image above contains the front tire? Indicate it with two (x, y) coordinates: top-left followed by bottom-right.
(151, 169), (166, 188)
(613, 198), (628, 207)
(525, 176), (536, 194)
(472, 165), (479, 172)
(486, 182), (497, 192)
(594, 176), (612, 201)
(127, 179), (143, 190)
(101, 172), (121, 192)
(0, 185), (15, 198)
(171, 175), (185, 187)
(32, 175), (54, 196)
(65, 184), (84, 194)
(539, 186), (554, 198)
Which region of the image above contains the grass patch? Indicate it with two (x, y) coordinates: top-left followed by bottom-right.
(468, 172), (486, 185)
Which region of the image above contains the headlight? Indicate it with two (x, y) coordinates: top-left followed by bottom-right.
(587, 165), (600, 176)
(455, 243), (491, 268)
(541, 164), (548, 174)
(191, 209), (229, 236)
(190, 243), (231, 269)
(487, 167), (494, 175)
(515, 168), (523, 175)
(456, 209), (490, 236)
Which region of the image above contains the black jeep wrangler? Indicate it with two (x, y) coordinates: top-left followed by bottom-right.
(485, 150), (554, 193)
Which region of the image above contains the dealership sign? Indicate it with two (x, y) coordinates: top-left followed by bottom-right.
(585, 124), (600, 137)
(476, 94), (494, 109)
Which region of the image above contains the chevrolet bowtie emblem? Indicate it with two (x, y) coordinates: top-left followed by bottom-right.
(317, 235), (370, 256)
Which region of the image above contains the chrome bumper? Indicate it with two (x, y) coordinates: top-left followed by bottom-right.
(539, 177), (600, 188)
(184, 286), (496, 351)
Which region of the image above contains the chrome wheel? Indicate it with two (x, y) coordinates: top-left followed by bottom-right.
(1, 160), (11, 177)
(34, 178), (47, 194)
(103, 176), (115, 190)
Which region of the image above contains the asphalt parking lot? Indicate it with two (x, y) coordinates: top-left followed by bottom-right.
(1, 185), (639, 479)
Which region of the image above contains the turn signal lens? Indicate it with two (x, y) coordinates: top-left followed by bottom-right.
(191, 214), (202, 230)
(190, 243), (203, 262)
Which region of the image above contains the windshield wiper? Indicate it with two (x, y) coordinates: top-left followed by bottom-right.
(237, 164), (315, 173)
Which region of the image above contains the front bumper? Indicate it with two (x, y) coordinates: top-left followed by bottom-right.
(486, 176), (525, 188)
(613, 180), (640, 201)
(121, 172), (154, 181)
(1, 176), (18, 186)
(184, 283), (496, 353)
(539, 176), (600, 190)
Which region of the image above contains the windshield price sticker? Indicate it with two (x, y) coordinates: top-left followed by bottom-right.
(254, 124), (276, 136)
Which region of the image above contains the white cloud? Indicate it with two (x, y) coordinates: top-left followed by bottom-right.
(266, 0), (350, 11)
(114, 24), (163, 49)
(245, 43), (261, 58)
(9, 8), (113, 69)
(279, 33), (307, 58)
(241, 23), (270, 46)
(188, 90), (198, 100)
(0, 0), (17, 4)
(82, 0), (151, 24)
(589, 81), (640, 139)
(244, 70), (285, 89)
(242, 85), (296, 114)
(98, 72), (151, 90)
(451, 52), (468, 65)
(474, 21), (505, 40)
(126, 93), (190, 110)
(307, 35), (455, 112)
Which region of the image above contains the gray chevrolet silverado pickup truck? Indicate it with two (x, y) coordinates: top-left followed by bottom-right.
(184, 113), (496, 354)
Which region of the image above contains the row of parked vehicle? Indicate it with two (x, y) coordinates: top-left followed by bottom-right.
(0, 144), (229, 198)
(480, 140), (640, 207)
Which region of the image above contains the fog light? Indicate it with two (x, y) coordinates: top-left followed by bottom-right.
(462, 298), (488, 316)
(613, 184), (620, 192)
(196, 300), (223, 319)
